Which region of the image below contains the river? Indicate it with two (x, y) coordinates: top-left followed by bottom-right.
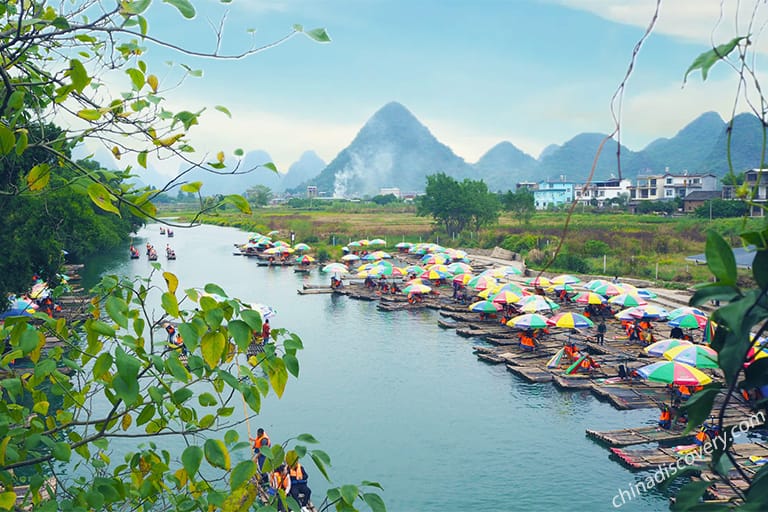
(80, 223), (669, 512)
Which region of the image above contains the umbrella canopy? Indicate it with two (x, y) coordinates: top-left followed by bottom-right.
(296, 255), (315, 264)
(616, 304), (669, 320)
(573, 292), (606, 305)
(403, 283), (432, 295)
(293, 242), (311, 252)
(507, 313), (550, 329)
(420, 268), (451, 280)
(496, 282), (526, 296)
(668, 313), (709, 329)
(524, 276), (551, 287)
(421, 253), (449, 265)
(547, 312), (594, 329)
(668, 307), (707, 319)
(590, 282), (623, 297)
(663, 345), (719, 369)
(518, 295), (560, 313)
(468, 300), (502, 313)
(341, 254), (360, 262)
(395, 241), (412, 249)
(406, 265), (426, 275)
(608, 293), (647, 307)
(452, 273), (474, 286)
(637, 361), (712, 386)
(551, 274), (581, 285)
(369, 238), (387, 246)
(267, 230), (280, 236)
(644, 339), (694, 357)
(447, 262), (473, 274)
(491, 291), (524, 305)
(427, 264), (452, 274)
(467, 275), (498, 291)
(321, 263), (349, 274)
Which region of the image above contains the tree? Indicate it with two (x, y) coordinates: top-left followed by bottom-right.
(0, 2), (384, 511)
(416, 173), (500, 236)
(501, 188), (535, 224)
(694, 199), (749, 219)
(246, 185), (274, 208)
(370, 194), (398, 205)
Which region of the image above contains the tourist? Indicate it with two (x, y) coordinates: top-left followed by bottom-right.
(165, 323), (176, 343)
(251, 427), (271, 474)
(596, 320), (606, 345)
(670, 326), (684, 339)
(658, 405), (671, 429)
(262, 319), (271, 343)
(288, 460), (312, 509)
(269, 464), (291, 511)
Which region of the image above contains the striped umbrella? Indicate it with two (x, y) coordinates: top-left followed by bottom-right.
(453, 273), (474, 286)
(293, 243), (311, 252)
(551, 274), (581, 285)
(547, 312), (594, 329)
(644, 339), (694, 357)
(506, 313), (550, 330)
(524, 276), (551, 287)
(403, 283), (432, 295)
(573, 292), (606, 305)
(608, 293), (647, 307)
(637, 361), (712, 386)
(519, 295), (560, 313)
(663, 345), (719, 369)
(469, 300), (502, 313)
(491, 291), (524, 305)
(668, 313), (709, 329)
(668, 307), (707, 319)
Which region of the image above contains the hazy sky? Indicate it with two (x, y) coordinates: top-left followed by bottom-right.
(87, 0), (768, 176)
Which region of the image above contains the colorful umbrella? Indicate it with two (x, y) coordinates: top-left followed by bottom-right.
(296, 255), (315, 264)
(403, 283), (431, 295)
(491, 291), (524, 305)
(551, 274), (581, 285)
(341, 254), (360, 262)
(636, 361), (712, 386)
(406, 265), (426, 275)
(547, 312), (594, 329)
(321, 263), (349, 274)
(608, 293), (647, 307)
(518, 295), (560, 313)
(573, 292), (606, 305)
(369, 238), (387, 246)
(668, 313), (709, 329)
(590, 282), (623, 297)
(452, 273), (474, 286)
(447, 262), (473, 274)
(668, 307), (707, 319)
(395, 241), (412, 249)
(468, 300), (502, 313)
(506, 313), (550, 329)
(467, 275), (498, 291)
(293, 243), (311, 252)
(663, 345), (719, 369)
(420, 269), (451, 280)
(524, 276), (551, 287)
(644, 339), (694, 357)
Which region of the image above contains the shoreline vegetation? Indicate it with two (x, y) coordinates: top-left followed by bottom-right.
(167, 205), (762, 290)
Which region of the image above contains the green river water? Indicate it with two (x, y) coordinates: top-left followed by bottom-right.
(79, 223), (672, 512)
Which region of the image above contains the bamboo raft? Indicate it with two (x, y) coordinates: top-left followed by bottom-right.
(506, 363), (553, 383)
(438, 317), (459, 329)
(297, 287), (335, 295)
(610, 442), (768, 471)
(551, 372), (597, 390)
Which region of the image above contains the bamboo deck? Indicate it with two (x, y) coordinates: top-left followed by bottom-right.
(506, 363), (553, 383)
(610, 442), (768, 471)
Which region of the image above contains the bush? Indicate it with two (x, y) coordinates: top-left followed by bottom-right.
(501, 234), (539, 254)
(552, 253), (591, 274)
(583, 239), (611, 257)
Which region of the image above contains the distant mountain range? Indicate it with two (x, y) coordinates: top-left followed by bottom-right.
(115, 101), (768, 198)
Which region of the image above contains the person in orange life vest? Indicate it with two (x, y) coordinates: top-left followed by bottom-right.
(658, 405), (671, 429)
(288, 460), (312, 508)
(693, 427), (709, 446)
(261, 319), (271, 343)
(579, 355), (599, 372)
(678, 384), (692, 400)
(269, 464), (291, 511)
(519, 330), (536, 352)
(251, 427), (271, 472)
(564, 342), (580, 361)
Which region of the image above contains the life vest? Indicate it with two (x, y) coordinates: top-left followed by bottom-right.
(695, 430), (708, 445)
(253, 432), (271, 453)
(166, 325), (175, 336)
(659, 409), (671, 422)
(520, 335), (535, 348)
(271, 471), (290, 491)
(679, 385), (691, 397)
(289, 463), (305, 481)
(580, 357), (592, 370)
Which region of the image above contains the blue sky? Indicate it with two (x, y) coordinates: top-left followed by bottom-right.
(88, 1), (768, 177)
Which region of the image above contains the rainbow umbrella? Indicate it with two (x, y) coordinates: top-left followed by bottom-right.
(468, 300), (502, 313)
(668, 313), (709, 329)
(524, 276), (551, 287)
(421, 253), (448, 265)
(369, 238), (387, 246)
(296, 255), (315, 264)
(403, 283), (431, 295)
(447, 262), (473, 274)
(551, 274), (581, 285)
(644, 339), (694, 357)
(491, 291), (524, 305)
(668, 307), (707, 319)
(590, 282), (623, 297)
(341, 254), (360, 262)
(452, 273), (474, 286)
(573, 292), (605, 305)
(293, 243), (311, 252)
(608, 293), (647, 307)
(406, 265), (426, 275)
(637, 361), (712, 386)
(506, 313), (550, 329)
(496, 282), (526, 296)
(467, 275), (498, 291)
(519, 296), (560, 313)
(547, 312), (594, 329)
(420, 268), (451, 280)
(395, 241), (413, 250)
(663, 345), (719, 369)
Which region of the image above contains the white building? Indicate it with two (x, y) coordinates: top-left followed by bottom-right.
(574, 178), (631, 207)
(629, 171), (719, 201)
(723, 168), (768, 216)
(378, 187), (401, 199)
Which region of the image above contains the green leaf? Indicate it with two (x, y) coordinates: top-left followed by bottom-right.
(296, 433), (319, 444)
(137, 151), (148, 169)
(201, 331), (226, 368)
(198, 392), (217, 407)
(228, 319), (252, 352)
(690, 283), (739, 307)
(0, 124), (14, 154)
(0, 492), (16, 510)
(305, 28), (331, 43)
(182, 445), (203, 477)
(363, 493), (386, 512)
(165, 354), (190, 383)
(215, 105), (231, 117)
(684, 37), (747, 83)
(122, 0), (152, 14)
(234, 148), (244, 157)
(263, 162), (278, 173)
(283, 353), (299, 378)
(163, 0), (196, 18)
(14, 129), (28, 156)
(93, 352), (113, 379)
(161, 292), (179, 317)
(126, 68), (145, 91)
(704, 230), (737, 285)
(753, 250), (768, 290)
(268, 358), (288, 398)
(19, 328), (40, 355)
(87, 182), (121, 215)
(204, 283), (228, 298)
(26, 163), (50, 191)
(340, 484), (358, 504)
(223, 194), (251, 214)
(203, 439), (230, 470)
(172, 387), (193, 405)
(69, 59), (91, 93)
(670, 480), (713, 511)
(77, 109), (103, 121)
(230, 460), (257, 490)
(52, 441), (72, 462)
(180, 181), (202, 193)
(682, 385), (721, 433)
(105, 296), (129, 329)
(136, 404), (156, 426)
